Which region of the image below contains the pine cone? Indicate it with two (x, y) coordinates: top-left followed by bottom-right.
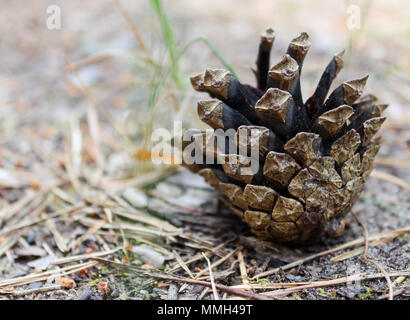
(184, 29), (387, 243)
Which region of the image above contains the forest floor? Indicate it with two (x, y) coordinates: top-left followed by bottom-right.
(0, 0), (409, 300)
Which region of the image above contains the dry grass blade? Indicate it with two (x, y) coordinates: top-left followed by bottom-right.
(1, 190), (37, 222)
(198, 287), (210, 300)
(64, 53), (112, 71)
(232, 270), (410, 290)
(149, 190), (206, 214)
(46, 219), (68, 253)
(166, 276), (273, 300)
(111, 207), (178, 233)
(370, 169), (410, 191)
(69, 219), (107, 250)
(231, 281), (312, 290)
(92, 257), (273, 300)
(375, 157), (410, 168)
(237, 247), (249, 285)
(86, 97), (104, 169)
(0, 234), (20, 257)
(202, 253), (219, 300)
(351, 210), (394, 300)
(252, 226), (410, 279)
(392, 275), (407, 287)
(0, 261), (98, 289)
(114, 0), (146, 50)
(330, 239), (385, 262)
(330, 246), (365, 262)
(377, 287), (407, 300)
(51, 247), (121, 265)
(52, 187), (76, 205)
(195, 249), (238, 278)
(173, 250), (194, 279)
(0, 285), (63, 296)
(62, 53), (130, 149)
(103, 221), (180, 238)
(102, 166), (177, 191)
(167, 240), (233, 274)
(104, 207), (113, 224)
(179, 233), (215, 247)
(0, 203), (86, 236)
(3, 186), (56, 226)
(261, 270), (409, 297)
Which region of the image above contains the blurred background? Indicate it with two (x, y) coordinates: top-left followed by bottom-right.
(0, 1), (408, 130)
(0, 0), (409, 175)
(0, 0), (409, 300)
(1, 0), (409, 219)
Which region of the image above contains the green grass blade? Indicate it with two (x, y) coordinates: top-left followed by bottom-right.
(179, 36), (239, 79)
(149, 0), (183, 88)
(146, 35), (239, 113)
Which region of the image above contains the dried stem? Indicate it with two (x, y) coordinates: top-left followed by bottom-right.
(351, 210), (393, 300)
(93, 258), (273, 300)
(262, 270), (408, 298)
(114, 0), (146, 50)
(252, 226), (410, 280)
(202, 253), (219, 300)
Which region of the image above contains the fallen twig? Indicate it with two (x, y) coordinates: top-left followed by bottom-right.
(370, 170), (410, 191)
(202, 253), (219, 300)
(375, 157), (410, 168)
(172, 250), (195, 279)
(114, 0), (146, 50)
(252, 226), (410, 279)
(351, 210), (393, 300)
(102, 166), (178, 191)
(261, 270), (409, 298)
(0, 261), (98, 289)
(330, 239), (385, 262)
(237, 247), (249, 285)
(92, 257), (274, 300)
(0, 203), (86, 236)
(51, 247), (121, 265)
(167, 239), (234, 274)
(194, 248), (238, 279)
(377, 287), (407, 300)
(1, 285), (63, 296)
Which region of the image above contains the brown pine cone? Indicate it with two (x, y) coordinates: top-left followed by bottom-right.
(183, 28), (387, 243)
